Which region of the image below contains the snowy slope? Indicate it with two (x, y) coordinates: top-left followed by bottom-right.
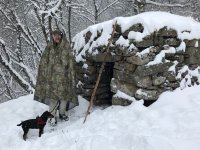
(1, 85), (200, 150)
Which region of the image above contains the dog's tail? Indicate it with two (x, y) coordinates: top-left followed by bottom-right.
(17, 122), (22, 126)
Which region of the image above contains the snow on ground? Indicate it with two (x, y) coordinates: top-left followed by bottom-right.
(1, 85), (200, 150)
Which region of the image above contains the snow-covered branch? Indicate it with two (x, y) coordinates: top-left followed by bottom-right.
(0, 6), (42, 56)
(98, 0), (120, 17)
(39, 0), (63, 17)
(0, 38), (35, 93)
(0, 69), (14, 99)
(13, 11), (42, 56)
(33, 6), (48, 44)
(146, 0), (188, 8)
(128, 0), (188, 8)
(13, 60), (36, 87)
(0, 7), (16, 27)
(80, 6), (95, 17)
(73, 11), (95, 24)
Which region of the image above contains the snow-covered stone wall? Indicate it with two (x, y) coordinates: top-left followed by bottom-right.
(72, 12), (200, 106)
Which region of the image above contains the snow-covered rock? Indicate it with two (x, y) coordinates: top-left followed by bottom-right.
(73, 11), (200, 104)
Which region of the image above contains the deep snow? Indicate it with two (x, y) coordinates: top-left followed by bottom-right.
(1, 85), (200, 150)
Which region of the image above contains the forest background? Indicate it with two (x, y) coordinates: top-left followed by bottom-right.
(0, 0), (198, 102)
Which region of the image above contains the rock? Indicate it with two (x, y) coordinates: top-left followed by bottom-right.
(126, 54), (150, 65)
(122, 23), (144, 38)
(184, 39), (199, 47)
(113, 69), (153, 88)
(189, 64), (199, 70)
(191, 76), (199, 84)
(134, 76), (152, 88)
(163, 71), (176, 82)
(145, 86), (159, 90)
(110, 78), (138, 96)
(165, 54), (184, 63)
(116, 24), (122, 33)
(113, 45), (138, 56)
(112, 33), (122, 44)
(175, 55), (184, 63)
(134, 62), (173, 76)
(157, 27), (177, 37)
(94, 30), (102, 41)
(113, 69), (138, 84)
(79, 65), (97, 75)
(76, 87), (83, 95)
(135, 89), (161, 100)
(85, 31), (92, 43)
(165, 53), (175, 59)
(87, 52), (122, 62)
(164, 82), (179, 89)
(149, 46), (162, 54)
(152, 76), (166, 86)
(112, 96), (132, 106)
(154, 36), (165, 46)
(184, 47), (200, 65)
(133, 36), (154, 48)
(126, 47), (159, 65)
(164, 38), (181, 46)
(114, 61), (137, 73)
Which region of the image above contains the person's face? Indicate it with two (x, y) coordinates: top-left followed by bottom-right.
(53, 33), (62, 44)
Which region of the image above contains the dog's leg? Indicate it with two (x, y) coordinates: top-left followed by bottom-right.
(55, 116), (57, 125)
(23, 128), (29, 141)
(39, 127), (44, 137)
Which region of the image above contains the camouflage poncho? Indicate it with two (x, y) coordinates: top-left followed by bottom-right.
(34, 37), (78, 105)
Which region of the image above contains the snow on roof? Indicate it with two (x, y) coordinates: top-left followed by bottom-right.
(72, 11), (200, 62)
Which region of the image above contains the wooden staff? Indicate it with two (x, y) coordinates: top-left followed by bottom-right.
(83, 20), (118, 123)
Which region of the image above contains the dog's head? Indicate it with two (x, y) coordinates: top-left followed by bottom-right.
(41, 111), (54, 119)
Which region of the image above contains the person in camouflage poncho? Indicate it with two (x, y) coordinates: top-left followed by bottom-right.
(34, 30), (78, 122)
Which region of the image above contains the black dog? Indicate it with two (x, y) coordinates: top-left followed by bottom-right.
(17, 111), (54, 140)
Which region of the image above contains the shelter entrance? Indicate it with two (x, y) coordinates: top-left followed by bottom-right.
(81, 61), (114, 105)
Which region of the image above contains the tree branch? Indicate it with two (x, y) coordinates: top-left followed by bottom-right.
(0, 38), (34, 93)
(98, 0), (119, 17)
(145, 0), (188, 8)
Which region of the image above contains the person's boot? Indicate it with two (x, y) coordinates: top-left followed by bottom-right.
(59, 114), (69, 121)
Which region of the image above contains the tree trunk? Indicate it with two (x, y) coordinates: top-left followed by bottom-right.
(68, 0), (72, 44)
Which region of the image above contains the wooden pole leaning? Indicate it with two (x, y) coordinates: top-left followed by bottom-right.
(83, 20), (118, 124)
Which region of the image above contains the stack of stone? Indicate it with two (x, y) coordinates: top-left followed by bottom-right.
(74, 23), (200, 106)
(76, 60), (114, 105)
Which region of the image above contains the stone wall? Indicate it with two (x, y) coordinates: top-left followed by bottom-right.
(76, 61), (114, 105)
(74, 23), (200, 106)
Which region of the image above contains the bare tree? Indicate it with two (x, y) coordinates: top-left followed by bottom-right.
(0, 0), (84, 101)
(127, 0), (188, 15)
(72, 0), (121, 24)
(0, 0), (199, 102)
